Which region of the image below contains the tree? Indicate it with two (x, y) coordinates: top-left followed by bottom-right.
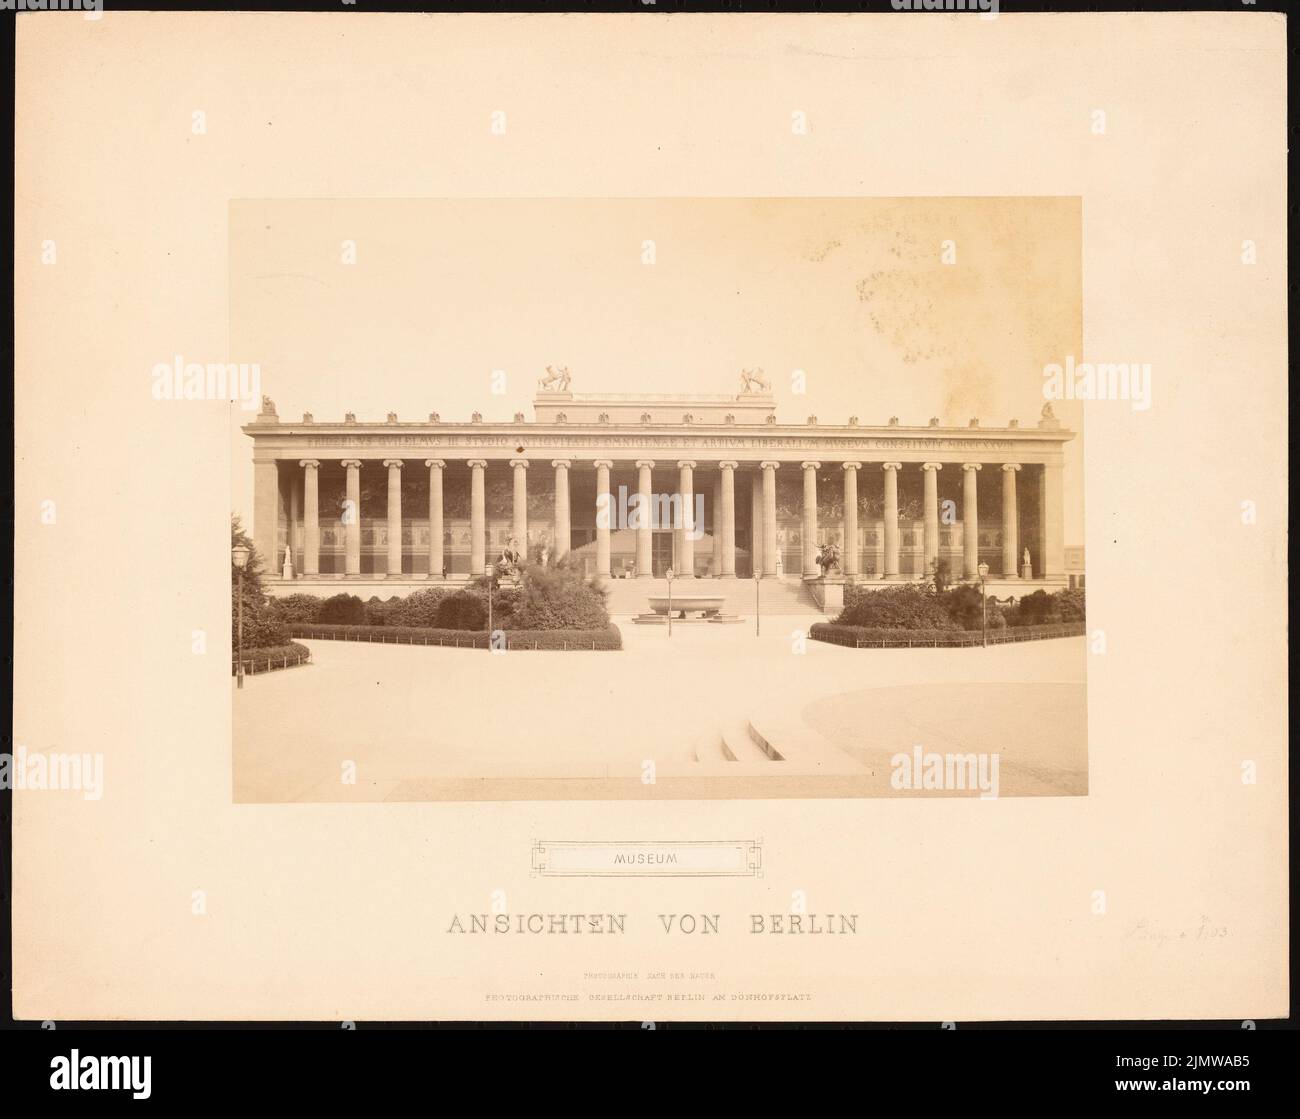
(231, 514), (287, 650)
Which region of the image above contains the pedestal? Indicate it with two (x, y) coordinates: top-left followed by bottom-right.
(1020, 561), (1032, 580)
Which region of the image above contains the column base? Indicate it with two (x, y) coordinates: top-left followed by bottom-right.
(719, 573), (737, 579)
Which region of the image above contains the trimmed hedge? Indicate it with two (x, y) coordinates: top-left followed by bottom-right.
(232, 641), (312, 675)
(809, 622), (1086, 648)
(288, 623), (622, 651)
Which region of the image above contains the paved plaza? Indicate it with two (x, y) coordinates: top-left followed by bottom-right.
(233, 624), (1087, 802)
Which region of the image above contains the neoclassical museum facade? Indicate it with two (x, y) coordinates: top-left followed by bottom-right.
(244, 381), (1076, 596)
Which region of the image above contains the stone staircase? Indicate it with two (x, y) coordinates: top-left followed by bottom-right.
(603, 576), (823, 618)
(678, 710), (867, 779)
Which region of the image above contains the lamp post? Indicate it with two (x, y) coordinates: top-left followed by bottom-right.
(231, 543), (250, 688)
(977, 561), (990, 648)
(665, 566), (674, 637)
(755, 568), (761, 637)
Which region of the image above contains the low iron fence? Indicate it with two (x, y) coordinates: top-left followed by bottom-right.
(231, 648), (312, 676)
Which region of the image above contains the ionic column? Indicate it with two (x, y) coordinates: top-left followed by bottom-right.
(635, 460), (654, 577)
(750, 472), (764, 577)
(510, 458), (529, 551)
(593, 459), (613, 577)
(383, 459), (403, 577)
(801, 462), (821, 577)
(552, 460), (571, 560)
(841, 463), (860, 578)
(922, 463), (942, 577)
(962, 463), (981, 579)
(882, 462), (901, 578)
(425, 459), (445, 578)
(1001, 464), (1021, 577)
(299, 459), (320, 576)
(760, 461), (779, 577)
(341, 459), (363, 576)
(719, 461), (737, 577)
(712, 474), (723, 576)
(288, 475), (301, 575)
(677, 460), (696, 577)
(467, 459), (487, 576)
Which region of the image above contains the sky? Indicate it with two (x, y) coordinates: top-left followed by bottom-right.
(229, 196), (1083, 538)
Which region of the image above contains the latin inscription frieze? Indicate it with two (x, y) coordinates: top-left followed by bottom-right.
(260, 432), (1037, 452)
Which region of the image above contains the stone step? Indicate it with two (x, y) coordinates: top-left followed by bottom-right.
(721, 721), (777, 763)
(692, 733), (728, 764)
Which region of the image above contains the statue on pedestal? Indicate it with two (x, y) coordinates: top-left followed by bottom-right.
(282, 545), (294, 580)
(1020, 547), (1033, 580)
(539, 365), (571, 392)
(739, 367), (771, 394)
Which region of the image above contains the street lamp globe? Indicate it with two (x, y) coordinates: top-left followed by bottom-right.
(666, 567), (675, 581)
(977, 561), (989, 579)
(231, 544), (250, 570)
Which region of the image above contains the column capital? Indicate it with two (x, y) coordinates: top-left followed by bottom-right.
(1002, 462), (1022, 472)
(551, 459), (572, 470)
(592, 459), (614, 470)
(760, 460), (781, 471)
(466, 458), (488, 469)
(922, 462), (944, 472)
(718, 460), (739, 470)
(677, 459), (697, 470)
(383, 459), (404, 469)
(509, 458), (529, 469)
(424, 458), (446, 469)
(298, 459), (320, 469)
(635, 459), (655, 470)
(340, 459), (363, 469)
(962, 462), (982, 472)
(881, 461), (902, 471)
(841, 461), (862, 471)
(801, 460), (821, 471)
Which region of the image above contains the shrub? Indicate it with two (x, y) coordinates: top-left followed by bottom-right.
(232, 640), (312, 674)
(363, 595), (404, 626)
(386, 587), (453, 627)
(1006, 587), (1086, 627)
(276, 593), (324, 623)
(318, 593), (367, 625)
(508, 562), (611, 631)
(837, 584), (958, 631)
(809, 622), (1083, 648)
(940, 585), (1007, 631)
(237, 596), (289, 648)
(1055, 587), (1086, 623)
(436, 589), (488, 630)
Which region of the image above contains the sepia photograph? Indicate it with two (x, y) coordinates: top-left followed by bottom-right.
(228, 196), (1088, 802)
